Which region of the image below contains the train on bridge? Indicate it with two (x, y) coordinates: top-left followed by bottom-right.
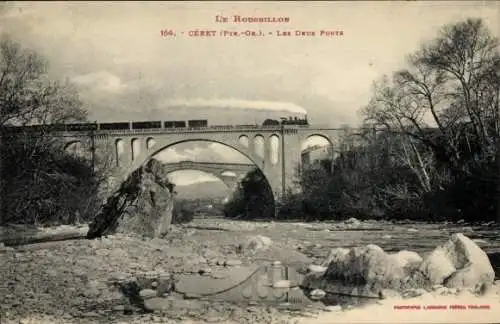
(1, 116), (309, 133)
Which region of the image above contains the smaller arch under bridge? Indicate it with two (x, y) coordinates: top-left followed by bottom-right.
(162, 161), (257, 190)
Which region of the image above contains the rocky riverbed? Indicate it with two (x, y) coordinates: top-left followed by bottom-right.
(1, 218), (499, 323)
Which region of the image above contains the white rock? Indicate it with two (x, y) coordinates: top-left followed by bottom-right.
(244, 235), (273, 251)
(139, 289), (157, 299)
(308, 264), (327, 274)
(419, 248), (456, 285)
(420, 233), (495, 289)
(344, 218), (361, 226)
(324, 305), (342, 312)
(309, 289), (326, 300)
(389, 250), (422, 269)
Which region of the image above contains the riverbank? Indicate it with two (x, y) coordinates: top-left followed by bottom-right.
(1, 218), (499, 323)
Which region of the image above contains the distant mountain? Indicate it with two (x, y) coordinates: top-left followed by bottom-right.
(174, 180), (231, 200)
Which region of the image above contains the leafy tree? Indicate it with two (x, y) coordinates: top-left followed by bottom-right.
(223, 168), (275, 219)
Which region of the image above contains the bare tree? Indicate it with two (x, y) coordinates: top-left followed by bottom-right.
(363, 18), (500, 173)
(0, 35), (87, 127)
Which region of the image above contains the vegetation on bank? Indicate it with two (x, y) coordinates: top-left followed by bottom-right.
(0, 36), (105, 225)
(225, 18), (500, 223)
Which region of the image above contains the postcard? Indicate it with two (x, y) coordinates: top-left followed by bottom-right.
(0, 1), (499, 323)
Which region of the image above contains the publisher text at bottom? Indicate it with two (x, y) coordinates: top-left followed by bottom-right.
(393, 304), (491, 310)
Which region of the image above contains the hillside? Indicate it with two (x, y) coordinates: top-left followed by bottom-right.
(174, 180), (231, 200)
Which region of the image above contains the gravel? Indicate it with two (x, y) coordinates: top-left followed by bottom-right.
(1, 218), (499, 323)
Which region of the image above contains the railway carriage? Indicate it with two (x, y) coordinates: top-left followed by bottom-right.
(164, 120), (187, 129)
(99, 122), (131, 130)
(131, 121), (162, 130)
(187, 120), (208, 128)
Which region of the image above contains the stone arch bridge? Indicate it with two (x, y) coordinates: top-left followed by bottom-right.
(7, 123), (355, 203)
(162, 160), (257, 190)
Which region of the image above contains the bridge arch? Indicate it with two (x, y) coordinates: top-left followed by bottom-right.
(301, 133), (334, 149)
(146, 137), (156, 149)
(115, 139), (125, 166)
(118, 138), (277, 204)
(238, 135), (249, 148)
(299, 132), (337, 171)
(269, 134), (280, 165)
(253, 134), (265, 159)
(131, 138), (141, 161)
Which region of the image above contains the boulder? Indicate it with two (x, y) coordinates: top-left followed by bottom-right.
(239, 235), (273, 252)
(321, 248), (350, 267)
(302, 233), (495, 299)
(87, 159), (175, 239)
(308, 264), (327, 274)
(389, 250), (423, 270)
(322, 244), (407, 291)
(344, 217), (361, 226)
(419, 233), (495, 290)
(309, 289), (326, 300)
(139, 289), (157, 299)
(418, 248), (455, 285)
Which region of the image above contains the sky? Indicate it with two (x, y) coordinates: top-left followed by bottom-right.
(1, 1), (498, 186)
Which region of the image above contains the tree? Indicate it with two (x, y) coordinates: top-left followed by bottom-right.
(361, 18), (500, 222)
(223, 168), (275, 219)
(363, 18), (500, 173)
(0, 35), (95, 225)
(0, 36), (87, 127)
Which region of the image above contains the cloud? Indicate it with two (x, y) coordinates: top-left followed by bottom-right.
(163, 98), (307, 114)
(153, 142), (251, 164)
(72, 71), (127, 93)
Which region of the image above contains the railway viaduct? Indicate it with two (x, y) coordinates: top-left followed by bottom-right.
(4, 123), (354, 203)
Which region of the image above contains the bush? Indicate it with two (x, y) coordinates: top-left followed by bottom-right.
(172, 200), (195, 224)
(1, 136), (100, 225)
(223, 168), (275, 220)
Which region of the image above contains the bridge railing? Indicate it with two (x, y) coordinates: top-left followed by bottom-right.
(1, 122), (370, 137)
